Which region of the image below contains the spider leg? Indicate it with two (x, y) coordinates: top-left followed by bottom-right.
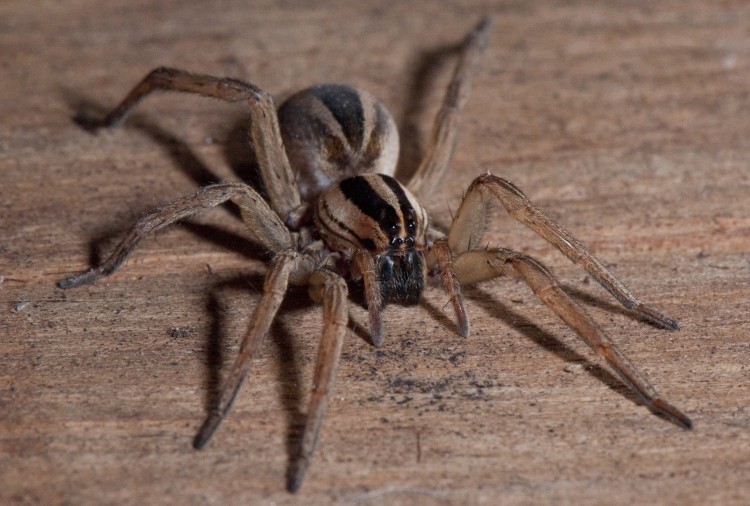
(453, 248), (692, 429)
(407, 17), (491, 198)
(194, 250), (304, 449)
(353, 250), (384, 346)
(288, 269), (349, 493)
(448, 173), (679, 330)
(78, 67), (301, 220)
(430, 239), (470, 337)
(58, 183), (291, 288)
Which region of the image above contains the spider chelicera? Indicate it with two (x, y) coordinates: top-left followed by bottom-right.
(59, 17), (692, 492)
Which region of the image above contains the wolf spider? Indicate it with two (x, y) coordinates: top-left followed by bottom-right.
(59, 17), (692, 492)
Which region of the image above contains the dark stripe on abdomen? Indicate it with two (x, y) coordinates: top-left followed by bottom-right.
(311, 84), (365, 150)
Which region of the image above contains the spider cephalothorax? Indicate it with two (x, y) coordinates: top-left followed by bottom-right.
(315, 173), (429, 306)
(59, 17), (692, 494)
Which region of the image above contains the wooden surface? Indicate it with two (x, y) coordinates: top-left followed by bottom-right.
(2, 1), (750, 504)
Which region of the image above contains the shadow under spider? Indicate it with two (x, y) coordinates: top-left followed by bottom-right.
(200, 271), (399, 480)
(60, 90), (277, 263)
(395, 39), (463, 183)
(62, 88), (268, 209)
(201, 274), (310, 473)
(561, 281), (671, 330)
(64, 91), (223, 187)
(420, 284), (644, 407)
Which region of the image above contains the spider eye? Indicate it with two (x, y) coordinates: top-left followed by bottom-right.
(387, 222), (400, 236)
(406, 218), (417, 234)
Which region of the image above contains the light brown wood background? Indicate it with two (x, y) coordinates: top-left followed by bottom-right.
(2, 1), (749, 504)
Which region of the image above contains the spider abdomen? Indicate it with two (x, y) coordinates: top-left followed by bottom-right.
(278, 84), (399, 200)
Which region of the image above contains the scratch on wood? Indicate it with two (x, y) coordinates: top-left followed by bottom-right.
(416, 429), (422, 464)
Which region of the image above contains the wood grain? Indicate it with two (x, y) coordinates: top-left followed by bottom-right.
(2, 1), (749, 504)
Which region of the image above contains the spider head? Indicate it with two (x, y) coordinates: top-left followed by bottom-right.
(315, 173), (428, 253)
(315, 173), (429, 304)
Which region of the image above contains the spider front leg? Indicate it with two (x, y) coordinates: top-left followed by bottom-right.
(451, 248), (692, 429)
(430, 240), (470, 337)
(77, 66), (301, 220)
(449, 173), (680, 330)
(194, 250), (305, 448)
(58, 183), (291, 288)
(287, 269), (349, 493)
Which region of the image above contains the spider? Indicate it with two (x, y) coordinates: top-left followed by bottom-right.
(59, 17), (692, 492)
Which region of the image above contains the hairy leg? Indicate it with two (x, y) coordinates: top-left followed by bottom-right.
(194, 251), (305, 448)
(448, 173), (679, 330)
(407, 17), (491, 198)
(288, 269), (349, 492)
(453, 247), (692, 429)
(78, 66), (300, 220)
(429, 239), (470, 337)
(58, 183), (291, 288)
